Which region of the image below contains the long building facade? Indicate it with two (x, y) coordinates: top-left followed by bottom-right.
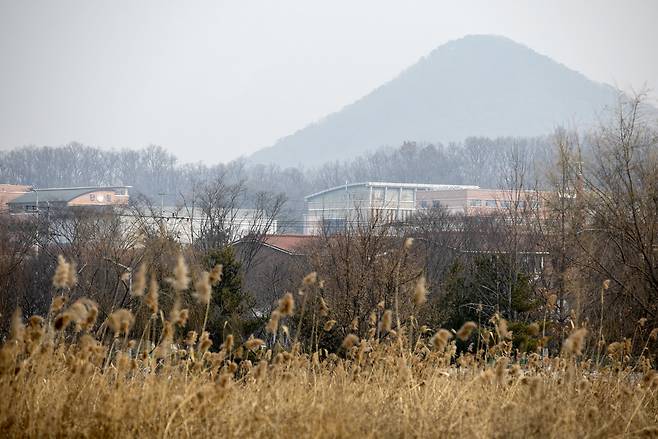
(416, 188), (546, 215)
(304, 182), (478, 234)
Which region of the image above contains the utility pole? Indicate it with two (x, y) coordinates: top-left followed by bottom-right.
(31, 188), (39, 254)
(158, 193), (166, 217)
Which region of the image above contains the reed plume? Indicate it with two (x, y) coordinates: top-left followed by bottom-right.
(431, 329), (452, 351)
(563, 327), (588, 357)
(277, 293), (295, 316)
(194, 271), (212, 305)
(302, 271), (318, 286)
(145, 275), (159, 315)
(169, 255), (190, 292)
(244, 338), (265, 351)
(53, 255), (74, 289)
(209, 264), (223, 286)
(342, 334), (359, 349)
(413, 276), (427, 306)
(131, 263), (147, 297)
(108, 309), (134, 337)
(381, 310), (393, 333)
(456, 321), (477, 341)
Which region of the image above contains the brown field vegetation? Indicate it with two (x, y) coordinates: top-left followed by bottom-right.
(1, 256), (658, 438)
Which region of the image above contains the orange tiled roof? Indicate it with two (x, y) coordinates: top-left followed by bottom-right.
(263, 234), (316, 253)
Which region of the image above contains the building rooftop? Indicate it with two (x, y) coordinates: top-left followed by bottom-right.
(0, 184), (32, 211)
(305, 182), (479, 200)
(0, 184), (31, 193)
(236, 234), (316, 255)
(9, 186), (131, 205)
(264, 234), (315, 253)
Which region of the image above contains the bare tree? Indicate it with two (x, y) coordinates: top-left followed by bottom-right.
(575, 95), (658, 336)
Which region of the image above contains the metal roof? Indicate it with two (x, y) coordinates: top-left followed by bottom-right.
(9, 186), (130, 205)
(305, 182), (480, 201)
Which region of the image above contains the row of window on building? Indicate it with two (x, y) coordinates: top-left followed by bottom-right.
(419, 199), (541, 209)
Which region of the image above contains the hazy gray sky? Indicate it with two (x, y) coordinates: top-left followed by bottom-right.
(1, 1), (657, 163)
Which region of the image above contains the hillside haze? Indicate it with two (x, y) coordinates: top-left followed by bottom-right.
(250, 35), (618, 168)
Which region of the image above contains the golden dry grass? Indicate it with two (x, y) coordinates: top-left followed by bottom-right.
(2, 320), (658, 438)
(1, 257), (657, 438)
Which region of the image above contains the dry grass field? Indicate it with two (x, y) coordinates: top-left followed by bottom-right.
(1, 257), (657, 438)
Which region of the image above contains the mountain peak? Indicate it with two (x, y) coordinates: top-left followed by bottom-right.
(441, 33), (524, 48)
(250, 36), (618, 168)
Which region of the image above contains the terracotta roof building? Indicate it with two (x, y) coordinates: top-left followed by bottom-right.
(233, 234), (316, 311)
(0, 184), (31, 212)
(260, 234), (316, 255)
